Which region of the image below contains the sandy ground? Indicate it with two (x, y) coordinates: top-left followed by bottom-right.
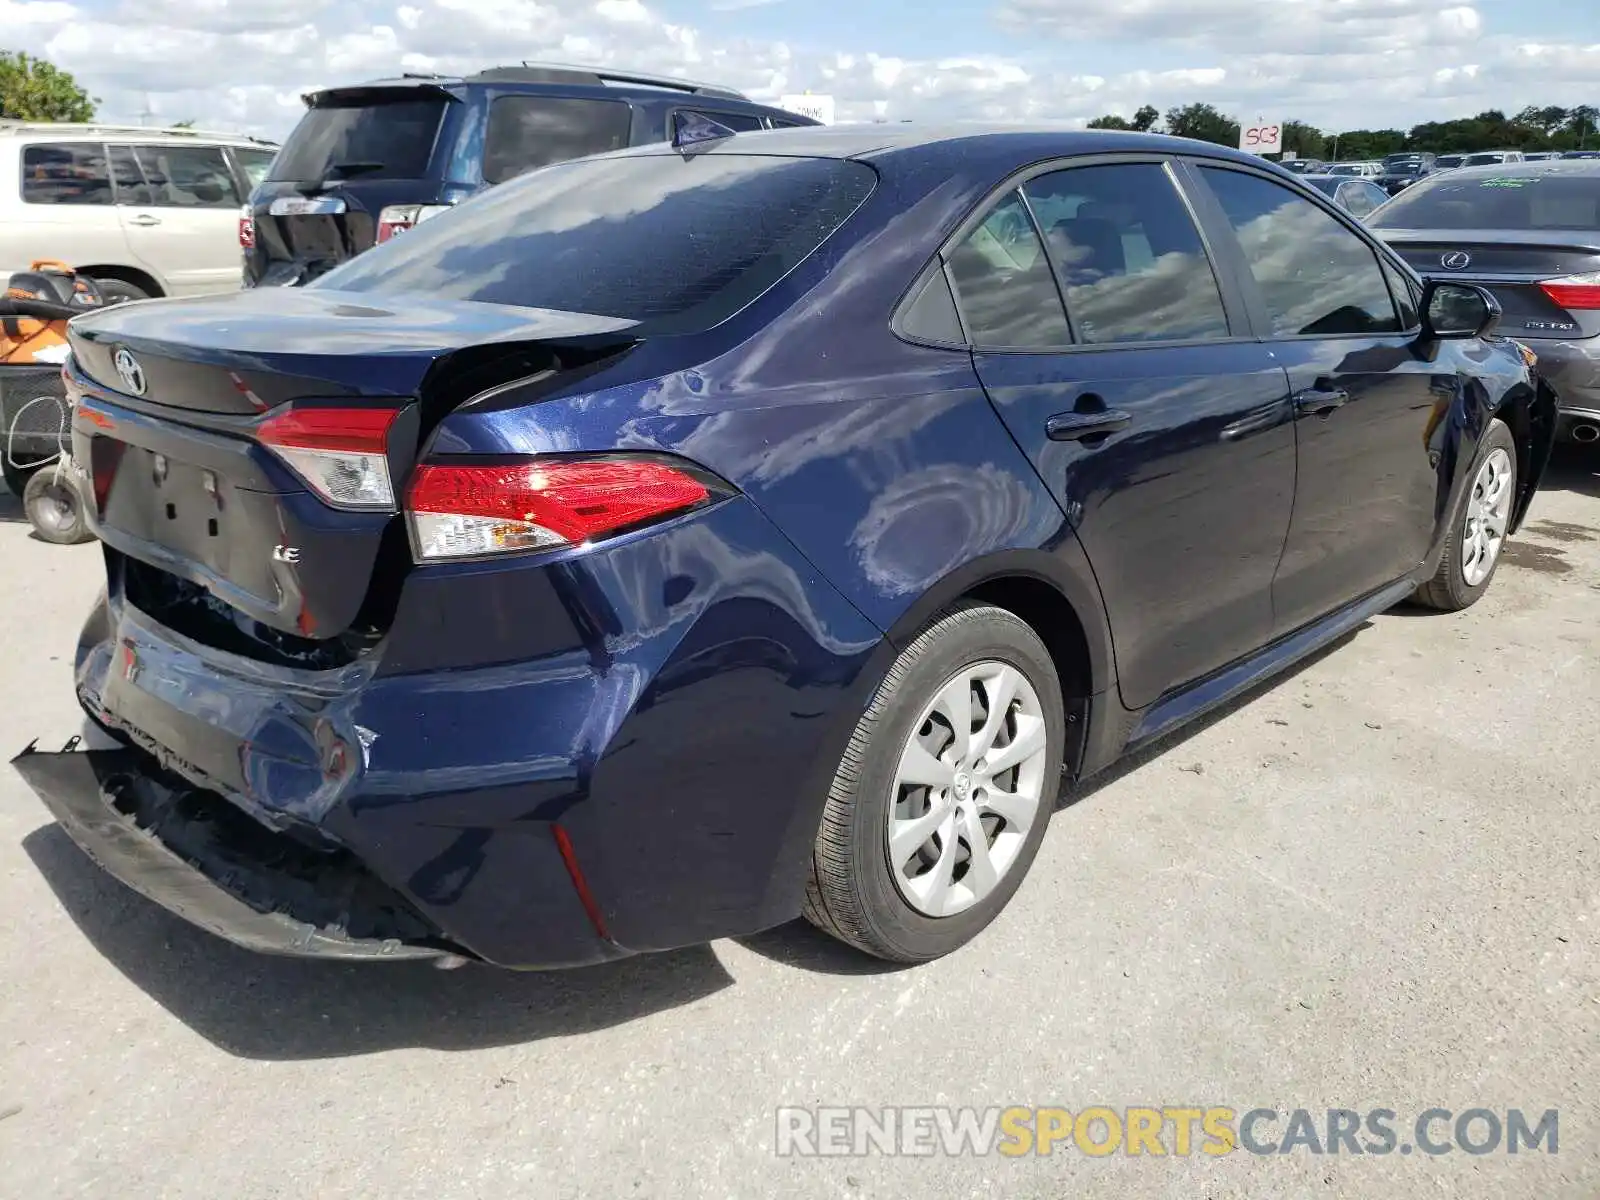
(1, 449), (1597, 1199)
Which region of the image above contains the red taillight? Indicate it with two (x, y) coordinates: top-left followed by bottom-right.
(238, 205), (254, 250)
(406, 458), (713, 562)
(1539, 277), (1600, 310)
(258, 406), (400, 510)
(375, 204), (450, 244)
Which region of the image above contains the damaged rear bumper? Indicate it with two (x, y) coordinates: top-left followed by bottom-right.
(12, 739), (456, 962)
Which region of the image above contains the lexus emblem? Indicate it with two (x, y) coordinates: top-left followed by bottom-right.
(1440, 251), (1472, 271)
(112, 348), (147, 396)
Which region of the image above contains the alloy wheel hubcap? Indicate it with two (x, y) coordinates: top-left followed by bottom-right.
(1461, 447), (1513, 587)
(886, 660), (1050, 918)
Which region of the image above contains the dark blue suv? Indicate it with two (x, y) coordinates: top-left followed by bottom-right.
(242, 62), (817, 288)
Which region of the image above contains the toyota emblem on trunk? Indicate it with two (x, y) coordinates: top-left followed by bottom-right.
(1440, 251), (1472, 271)
(112, 348), (147, 396)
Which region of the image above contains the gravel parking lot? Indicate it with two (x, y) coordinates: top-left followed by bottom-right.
(2, 451), (1597, 1200)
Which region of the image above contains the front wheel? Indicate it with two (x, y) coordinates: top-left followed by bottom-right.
(1413, 418), (1518, 612)
(803, 602), (1065, 963)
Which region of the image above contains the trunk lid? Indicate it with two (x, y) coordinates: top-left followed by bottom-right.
(1377, 228), (1600, 340)
(67, 288), (638, 640)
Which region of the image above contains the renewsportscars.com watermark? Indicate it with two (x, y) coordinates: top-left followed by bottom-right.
(775, 1106), (1559, 1158)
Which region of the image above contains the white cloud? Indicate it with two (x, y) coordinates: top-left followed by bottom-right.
(0, 0), (1590, 139)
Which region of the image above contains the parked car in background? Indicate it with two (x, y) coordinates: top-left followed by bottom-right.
(1371, 158), (1600, 442)
(0, 123), (278, 301)
(17, 126), (1552, 972)
(1434, 154), (1466, 170)
(1278, 159), (1328, 175)
(1328, 161), (1383, 178)
(1376, 151), (1436, 194)
(1301, 174), (1392, 218)
(1523, 152), (1560, 162)
(1462, 150), (1525, 167)
(244, 62), (819, 288)
(1561, 150), (1600, 160)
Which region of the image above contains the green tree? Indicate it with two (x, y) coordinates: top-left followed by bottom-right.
(1330, 128), (1406, 159)
(1566, 105), (1598, 148)
(0, 51), (96, 122)
(1087, 114), (1133, 130)
(1131, 104), (1160, 132)
(1164, 102), (1239, 147)
(1280, 120), (1325, 161)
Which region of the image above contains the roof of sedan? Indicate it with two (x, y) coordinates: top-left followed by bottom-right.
(629, 123), (1277, 168)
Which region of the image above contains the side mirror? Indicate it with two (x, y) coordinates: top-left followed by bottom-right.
(1422, 280), (1501, 340)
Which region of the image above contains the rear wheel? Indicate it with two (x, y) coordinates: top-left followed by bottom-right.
(1413, 418), (1517, 612)
(803, 602), (1065, 962)
(22, 467), (93, 545)
(92, 278), (152, 305)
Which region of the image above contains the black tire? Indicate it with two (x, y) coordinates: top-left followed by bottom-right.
(1413, 417), (1518, 612)
(92, 278), (152, 305)
(2, 457), (35, 497)
(803, 602), (1066, 963)
(23, 467), (94, 545)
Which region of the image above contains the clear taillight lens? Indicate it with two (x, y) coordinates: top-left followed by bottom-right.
(375, 204), (451, 244)
(406, 458), (715, 562)
(257, 407), (400, 510)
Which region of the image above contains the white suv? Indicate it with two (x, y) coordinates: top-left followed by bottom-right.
(0, 122), (278, 302)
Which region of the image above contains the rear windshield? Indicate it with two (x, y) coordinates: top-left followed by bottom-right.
(1370, 172), (1600, 231)
(1382, 155), (1428, 171)
(312, 153), (877, 334)
(270, 96), (446, 182)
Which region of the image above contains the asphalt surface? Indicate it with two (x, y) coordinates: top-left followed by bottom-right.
(2, 450), (1597, 1199)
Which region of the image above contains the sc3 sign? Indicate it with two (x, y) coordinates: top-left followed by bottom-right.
(1240, 123), (1282, 155)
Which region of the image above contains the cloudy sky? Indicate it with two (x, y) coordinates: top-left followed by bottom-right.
(11, 0), (1600, 139)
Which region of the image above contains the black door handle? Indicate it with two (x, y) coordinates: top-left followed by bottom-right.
(1292, 387), (1350, 418)
(1046, 409), (1132, 442)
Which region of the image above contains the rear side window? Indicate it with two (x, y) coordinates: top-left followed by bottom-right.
(1200, 167), (1400, 337)
(681, 110), (765, 134)
(945, 192), (1071, 348)
(483, 97), (633, 184)
(131, 145), (240, 208)
(1371, 173), (1600, 231)
(314, 154), (876, 334)
(21, 143), (111, 205)
(233, 148), (277, 192)
(270, 97), (445, 182)
(1022, 163), (1229, 345)
(1381, 259), (1421, 329)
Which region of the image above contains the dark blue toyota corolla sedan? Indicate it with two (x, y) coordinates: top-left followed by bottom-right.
(14, 126), (1556, 969)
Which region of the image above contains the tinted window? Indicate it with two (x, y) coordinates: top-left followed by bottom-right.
(21, 143), (111, 205)
(944, 191), (1070, 348)
(132, 145), (239, 208)
(1381, 259), (1421, 329)
(685, 110), (765, 133)
(482, 97), (633, 184)
(107, 145), (154, 205)
(1022, 163), (1229, 345)
(1304, 178), (1339, 197)
(314, 154), (875, 334)
(897, 266), (964, 344)
(270, 98), (445, 182)
(1200, 167), (1400, 337)
(1339, 182), (1381, 218)
(1370, 172), (1600, 231)
(768, 118), (809, 129)
(234, 148), (277, 191)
